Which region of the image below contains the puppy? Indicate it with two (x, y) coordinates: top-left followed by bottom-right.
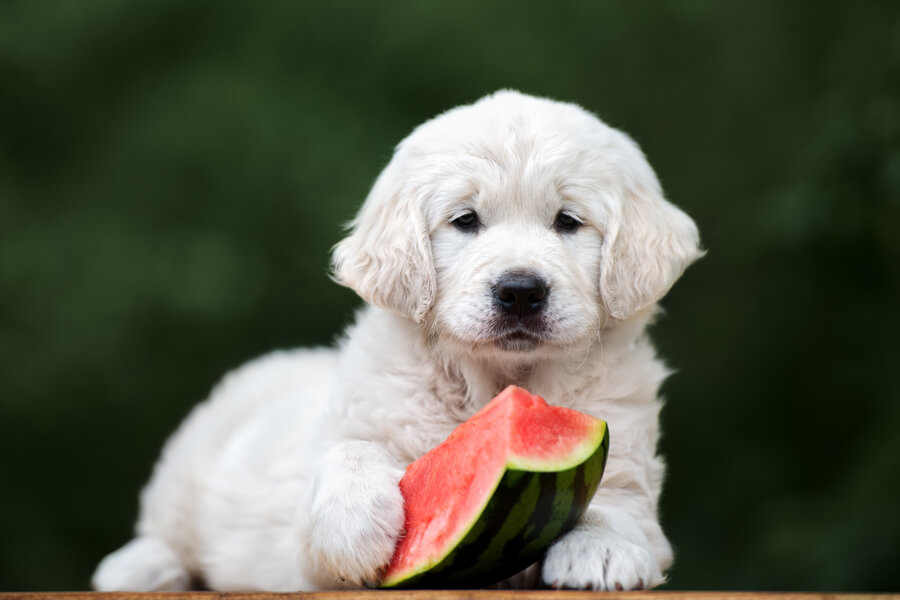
(93, 90), (702, 592)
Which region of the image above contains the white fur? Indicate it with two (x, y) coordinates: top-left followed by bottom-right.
(93, 90), (702, 592)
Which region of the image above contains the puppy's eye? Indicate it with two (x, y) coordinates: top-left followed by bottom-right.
(554, 211), (582, 233)
(451, 210), (480, 232)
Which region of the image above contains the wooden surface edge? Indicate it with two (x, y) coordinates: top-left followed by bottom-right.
(0, 592), (897, 600)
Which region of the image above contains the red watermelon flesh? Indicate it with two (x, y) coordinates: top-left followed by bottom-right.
(381, 385), (608, 587)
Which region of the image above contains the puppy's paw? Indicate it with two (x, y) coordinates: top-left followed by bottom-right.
(541, 517), (662, 591)
(304, 442), (405, 587)
(92, 537), (191, 591)
(306, 474), (405, 586)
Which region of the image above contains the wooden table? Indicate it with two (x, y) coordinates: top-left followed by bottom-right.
(1, 592), (896, 600)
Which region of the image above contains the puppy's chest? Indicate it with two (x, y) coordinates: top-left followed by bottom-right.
(385, 401), (477, 466)
(390, 416), (469, 466)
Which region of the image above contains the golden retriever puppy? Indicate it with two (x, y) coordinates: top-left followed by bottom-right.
(93, 90), (702, 592)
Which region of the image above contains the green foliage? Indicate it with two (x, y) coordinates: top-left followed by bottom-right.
(1, 0), (898, 591)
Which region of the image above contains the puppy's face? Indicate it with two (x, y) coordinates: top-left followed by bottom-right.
(427, 158), (606, 359)
(332, 91), (702, 362)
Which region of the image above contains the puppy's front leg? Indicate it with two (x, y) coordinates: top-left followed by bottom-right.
(303, 440), (405, 588)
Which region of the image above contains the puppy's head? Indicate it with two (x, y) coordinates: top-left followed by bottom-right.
(332, 91), (702, 359)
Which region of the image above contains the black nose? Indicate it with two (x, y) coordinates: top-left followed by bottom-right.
(494, 272), (549, 317)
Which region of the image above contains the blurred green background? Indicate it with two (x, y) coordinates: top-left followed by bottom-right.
(1, 0), (898, 592)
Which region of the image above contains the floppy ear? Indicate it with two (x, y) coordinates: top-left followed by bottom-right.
(600, 180), (703, 321)
(331, 154), (435, 325)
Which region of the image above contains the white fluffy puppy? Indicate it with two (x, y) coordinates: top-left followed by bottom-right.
(93, 90), (702, 592)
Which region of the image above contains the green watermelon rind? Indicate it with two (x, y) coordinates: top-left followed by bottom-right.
(381, 420), (609, 589)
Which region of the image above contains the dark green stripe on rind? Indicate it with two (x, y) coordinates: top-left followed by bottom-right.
(383, 423), (609, 589)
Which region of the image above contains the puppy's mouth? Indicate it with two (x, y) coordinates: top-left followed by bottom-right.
(493, 329), (543, 352)
(487, 317), (549, 352)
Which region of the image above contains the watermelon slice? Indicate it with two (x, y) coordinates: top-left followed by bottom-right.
(381, 385), (609, 588)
